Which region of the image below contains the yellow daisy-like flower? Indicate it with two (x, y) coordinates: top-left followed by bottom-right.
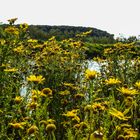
(124, 96), (133, 107)
(27, 125), (39, 135)
(78, 122), (88, 129)
(63, 82), (78, 90)
(135, 81), (140, 89)
(105, 78), (121, 85)
(46, 124), (56, 132)
(123, 128), (138, 139)
(63, 109), (78, 118)
(92, 102), (105, 112)
(85, 69), (98, 80)
(9, 122), (26, 129)
(31, 89), (42, 95)
(42, 88), (52, 96)
(27, 102), (39, 110)
(90, 131), (103, 140)
(117, 127), (138, 139)
(40, 119), (56, 126)
(27, 39), (38, 43)
(74, 93), (85, 99)
(20, 23), (28, 31)
(7, 18), (18, 25)
(14, 96), (23, 104)
(109, 108), (130, 121)
(4, 68), (18, 72)
(59, 90), (70, 96)
(13, 46), (24, 53)
(5, 26), (19, 35)
(118, 87), (138, 96)
(72, 116), (80, 123)
(32, 95), (38, 101)
(27, 75), (45, 84)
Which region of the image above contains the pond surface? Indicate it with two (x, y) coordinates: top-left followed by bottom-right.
(87, 60), (100, 72)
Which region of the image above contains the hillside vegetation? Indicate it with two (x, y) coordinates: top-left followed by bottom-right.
(28, 25), (114, 43)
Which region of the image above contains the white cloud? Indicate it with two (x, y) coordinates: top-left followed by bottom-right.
(1, 0), (140, 37)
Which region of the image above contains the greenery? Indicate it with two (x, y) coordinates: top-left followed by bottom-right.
(0, 18), (140, 140)
(28, 25), (115, 43)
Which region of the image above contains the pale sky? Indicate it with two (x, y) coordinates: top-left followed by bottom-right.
(1, 0), (140, 37)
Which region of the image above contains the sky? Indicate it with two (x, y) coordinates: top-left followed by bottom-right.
(1, 0), (140, 38)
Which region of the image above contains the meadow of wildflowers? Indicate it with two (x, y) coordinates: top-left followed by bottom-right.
(0, 18), (140, 140)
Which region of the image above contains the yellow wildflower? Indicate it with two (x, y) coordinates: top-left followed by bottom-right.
(92, 102), (105, 112)
(120, 123), (132, 128)
(135, 81), (140, 89)
(59, 90), (70, 96)
(27, 39), (38, 43)
(7, 18), (18, 25)
(61, 99), (68, 105)
(27, 102), (38, 110)
(117, 125), (138, 139)
(27, 125), (39, 135)
(20, 23), (28, 31)
(27, 75), (45, 84)
(72, 116), (80, 123)
(14, 96), (23, 104)
(48, 36), (56, 41)
(31, 89), (42, 95)
(9, 122), (26, 129)
(5, 26), (19, 35)
(74, 93), (85, 99)
(85, 69), (98, 80)
(40, 92), (47, 97)
(118, 87), (138, 96)
(105, 77), (121, 85)
(42, 88), (52, 96)
(104, 48), (114, 54)
(109, 108), (130, 121)
(4, 68), (18, 72)
(124, 96), (133, 107)
(40, 119), (55, 126)
(63, 109), (78, 118)
(13, 46), (24, 53)
(46, 119), (56, 124)
(63, 82), (78, 90)
(40, 120), (48, 126)
(46, 124), (56, 132)
(117, 135), (125, 140)
(123, 128), (138, 139)
(79, 122), (88, 129)
(0, 63), (10, 68)
(32, 44), (44, 49)
(84, 105), (93, 112)
(90, 131), (103, 140)
(32, 95), (38, 101)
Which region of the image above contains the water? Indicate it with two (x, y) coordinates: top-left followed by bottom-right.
(87, 60), (100, 72)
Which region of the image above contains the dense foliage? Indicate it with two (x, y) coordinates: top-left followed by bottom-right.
(28, 25), (114, 43)
(0, 18), (140, 140)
